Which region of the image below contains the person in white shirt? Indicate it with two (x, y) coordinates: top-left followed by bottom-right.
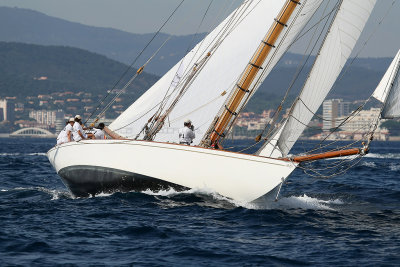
(179, 119), (195, 145)
(56, 121), (68, 145)
(93, 123), (106, 139)
(57, 118), (74, 144)
(72, 115), (92, 141)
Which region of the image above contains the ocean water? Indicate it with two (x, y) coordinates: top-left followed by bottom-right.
(0, 138), (399, 266)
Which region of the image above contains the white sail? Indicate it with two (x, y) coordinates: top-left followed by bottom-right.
(372, 49), (400, 119)
(258, 0), (376, 158)
(109, 0), (322, 145)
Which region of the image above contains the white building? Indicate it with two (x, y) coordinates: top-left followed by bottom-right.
(29, 110), (64, 126)
(337, 108), (381, 133)
(0, 99), (14, 122)
(322, 99), (350, 131)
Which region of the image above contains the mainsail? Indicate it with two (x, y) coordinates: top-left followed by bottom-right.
(109, 0), (323, 145)
(258, 0), (377, 158)
(373, 49), (400, 119)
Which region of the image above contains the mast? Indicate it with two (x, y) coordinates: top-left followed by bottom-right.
(204, 0), (301, 147)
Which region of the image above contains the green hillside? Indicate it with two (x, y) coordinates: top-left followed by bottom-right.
(0, 42), (388, 117)
(0, 42), (158, 97)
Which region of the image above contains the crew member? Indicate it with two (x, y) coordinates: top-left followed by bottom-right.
(57, 118), (74, 144)
(179, 119), (195, 145)
(93, 123), (106, 139)
(72, 115), (91, 141)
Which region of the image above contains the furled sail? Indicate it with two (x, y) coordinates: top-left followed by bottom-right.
(109, 0), (322, 145)
(258, 0), (377, 158)
(372, 49), (400, 119)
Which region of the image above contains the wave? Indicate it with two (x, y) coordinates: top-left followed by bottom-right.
(360, 161), (377, 168)
(141, 188), (344, 211)
(2, 186), (72, 200)
(0, 152), (47, 156)
(389, 163), (400, 171)
(323, 153), (400, 162)
(357, 161), (400, 172)
(364, 153), (400, 159)
(266, 194), (344, 210)
(141, 187), (245, 208)
(2, 186), (345, 211)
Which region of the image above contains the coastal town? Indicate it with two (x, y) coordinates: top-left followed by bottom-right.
(0, 90), (397, 140)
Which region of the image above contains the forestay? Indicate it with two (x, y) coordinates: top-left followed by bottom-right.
(109, 0), (322, 145)
(372, 49), (400, 119)
(258, 0), (377, 158)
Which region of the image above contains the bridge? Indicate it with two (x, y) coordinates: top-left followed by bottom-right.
(10, 127), (56, 138)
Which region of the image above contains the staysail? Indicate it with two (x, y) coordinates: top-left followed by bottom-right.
(258, 0), (377, 158)
(109, 0), (322, 145)
(372, 49), (400, 119)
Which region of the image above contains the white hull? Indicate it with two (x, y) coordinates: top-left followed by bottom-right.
(47, 140), (297, 203)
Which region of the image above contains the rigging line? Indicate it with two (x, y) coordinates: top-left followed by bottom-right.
(307, 97), (373, 153)
(97, 37), (172, 119)
(284, 0), (342, 121)
(146, 1), (256, 139)
(111, 52), (233, 133)
(289, 1), (342, 47)
(181, 0), (239, 74)
(144, 54), (213, 139)
(149, 0), (216, 123)
(102, 10), (233, 133)
(300, 151), (360, 173)
(160, 0), (255, 103)
(300, 115), (374, 156)
(255, 0), (335, 143)
(278, 106), (370, 155)
(300, 136), (365, 166)
(145, 0), (250, 133)
(169, 92), (227, 124)
(85, 0), (186, 124)
(297, 97), (359, 122)
(168, 0), (239, 98)
(300, 156), (362, 179)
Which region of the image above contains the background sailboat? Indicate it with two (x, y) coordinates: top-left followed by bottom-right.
(373, 49), (400, 118)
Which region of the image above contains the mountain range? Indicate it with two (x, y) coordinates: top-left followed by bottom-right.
(0, 6), (394, 112)
(0, 42), (158, 97)
(0, 7), (393, 75)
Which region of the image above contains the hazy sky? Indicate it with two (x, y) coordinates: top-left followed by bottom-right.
(0, 0), (399, 57)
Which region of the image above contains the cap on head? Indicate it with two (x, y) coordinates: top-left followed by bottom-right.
(75, 115), (81, 120)
(69, 117), (75, 122)
(184, 119), (192, 124)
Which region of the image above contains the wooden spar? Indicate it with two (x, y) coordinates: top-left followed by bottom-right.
(104, 126), (126, 140)
(286, 148), (362, 163)
(208, 0), (300, 146)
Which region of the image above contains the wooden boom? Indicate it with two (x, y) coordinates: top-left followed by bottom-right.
(104, 126), (126, 140)
(287, 148), (362, 163)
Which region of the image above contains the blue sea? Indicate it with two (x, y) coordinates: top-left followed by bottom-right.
(0, 138), (399, 266)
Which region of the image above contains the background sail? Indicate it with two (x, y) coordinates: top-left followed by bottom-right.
(109, 0), (322, 145)
(258, 0), (376, 158)
(372, 49), (400, 118)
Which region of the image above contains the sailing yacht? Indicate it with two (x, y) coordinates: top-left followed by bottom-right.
(48, 0), (381, 202)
